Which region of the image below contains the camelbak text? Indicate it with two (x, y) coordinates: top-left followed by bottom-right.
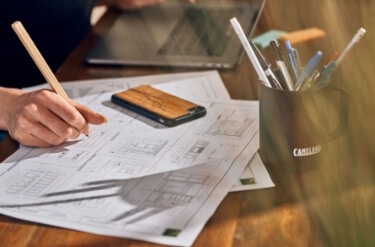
(293, 145), (322, 157)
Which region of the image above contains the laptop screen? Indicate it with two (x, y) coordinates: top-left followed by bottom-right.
(86, 0), (266, 69)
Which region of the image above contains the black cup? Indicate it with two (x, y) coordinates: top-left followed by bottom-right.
(259, 82), (348, 171)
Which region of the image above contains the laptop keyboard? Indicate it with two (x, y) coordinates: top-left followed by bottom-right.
(158, 6), (244, 57)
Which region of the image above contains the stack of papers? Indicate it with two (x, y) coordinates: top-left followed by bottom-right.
(0, 71), (273, 246)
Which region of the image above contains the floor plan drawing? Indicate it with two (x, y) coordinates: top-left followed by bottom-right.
(0, 71), (274, 246)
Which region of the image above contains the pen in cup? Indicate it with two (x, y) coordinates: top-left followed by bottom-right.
(230, 17), (273, 88)
(292, 47), (302, 72)
(316, 60), (336, 86)
(250, 41), (283, 90)
(316, 27), (366, 86)
(270, 39), (294, 90)
(335, 27), (366, 65)
(303, 70), (321, 90)
(294, 50), (323, 91)
(285, 40), (301, 79)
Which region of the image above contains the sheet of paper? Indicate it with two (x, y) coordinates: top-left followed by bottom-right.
(23, 70), (273, 192)
(230, 150), (274, 192)
(0, 71), (273, 246)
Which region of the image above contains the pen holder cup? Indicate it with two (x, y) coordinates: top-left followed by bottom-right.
(259, 82), (348, 171)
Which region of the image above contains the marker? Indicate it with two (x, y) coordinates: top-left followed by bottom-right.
(335, 27), (366, 65)
(250, 41), (283, 90)
(230, 17), (272, 88)
(270, 39), (294, 90)
(294, 50), (323, 91)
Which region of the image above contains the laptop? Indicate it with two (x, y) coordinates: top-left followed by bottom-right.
(85, 0), (266, 69)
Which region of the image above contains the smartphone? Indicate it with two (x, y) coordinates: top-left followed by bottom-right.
(111, 85), (206, 126)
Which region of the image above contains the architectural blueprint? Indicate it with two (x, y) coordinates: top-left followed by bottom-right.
(0, 71), (273, 246)
(20, 70), (273, 192)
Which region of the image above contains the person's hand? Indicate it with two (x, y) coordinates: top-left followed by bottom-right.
(0, 88), (106, 147)
(104, 0), (195, 11)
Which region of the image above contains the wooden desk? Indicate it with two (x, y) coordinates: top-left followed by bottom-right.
(1, 0), (375, 246)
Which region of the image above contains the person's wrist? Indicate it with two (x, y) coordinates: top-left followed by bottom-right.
(0, 87), (9, 130)
(0, 87), (23, 131)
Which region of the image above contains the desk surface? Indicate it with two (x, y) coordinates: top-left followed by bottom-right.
(1, 0), (375, 246)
